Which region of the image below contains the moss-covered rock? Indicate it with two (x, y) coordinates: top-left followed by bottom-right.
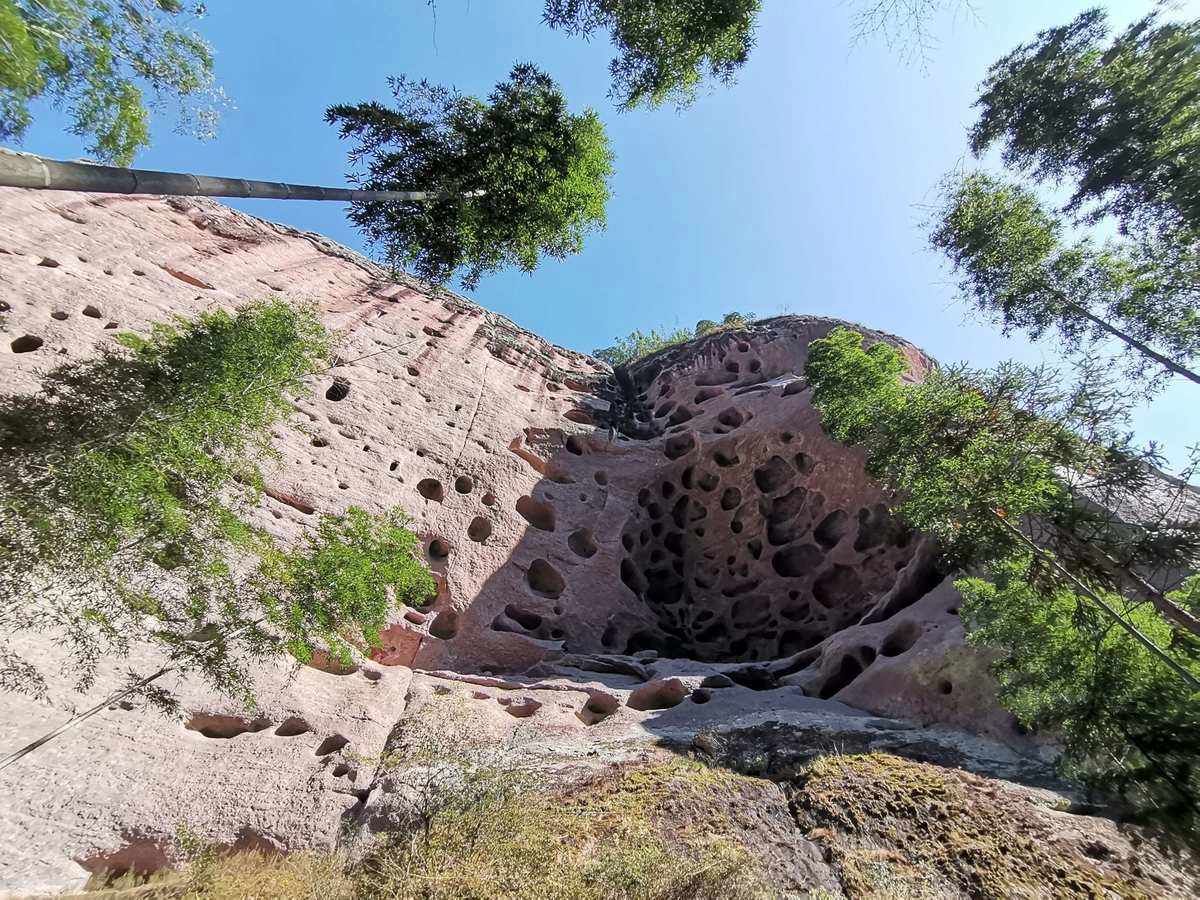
(791, 753), (1195, 898)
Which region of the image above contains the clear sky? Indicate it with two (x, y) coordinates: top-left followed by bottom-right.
(16, 0), (1199, 473)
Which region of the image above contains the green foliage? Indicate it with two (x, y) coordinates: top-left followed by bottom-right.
(593, 310), (756, 366)
(806, 327), (1200, 830)
(0, 0), (225, 165)
(326, 64), (613, 290)
(720, 310), (754, 327)
(543, 0), (761, 110)
(959, 561), (1200, 830)
(258, 507), (435, 670)
(592, 325), (693, 366)
(940, 9), (1200, 389)
(807, 327), (1200, 591)
(933, 171), (1200, 388)
(972, 9), (1200, 235)
(0, 300), (434, 703)
(805, 327), (1068, 567)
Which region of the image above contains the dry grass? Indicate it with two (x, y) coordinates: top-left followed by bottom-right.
(78, 851), (352, 899)
(76, 759), (768, 900)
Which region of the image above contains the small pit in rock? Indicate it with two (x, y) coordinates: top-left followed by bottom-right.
(417, 479), (445, 502)
(567, 527), (598, 558)
(527, 559), (565, 598)
(516, 496), (556, 531)
(325, 377), (350, 401)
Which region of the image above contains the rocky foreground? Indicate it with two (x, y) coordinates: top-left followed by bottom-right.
(0, 189), (1196, 897)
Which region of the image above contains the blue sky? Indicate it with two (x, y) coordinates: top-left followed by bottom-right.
(17, 0), (1199, 472)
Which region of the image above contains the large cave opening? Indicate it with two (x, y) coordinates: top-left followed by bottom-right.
(614, 433), (932, 663)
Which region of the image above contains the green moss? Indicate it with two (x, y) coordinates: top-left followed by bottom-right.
(793, 753), (1146, 899)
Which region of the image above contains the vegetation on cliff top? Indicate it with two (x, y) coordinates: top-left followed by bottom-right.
(592, 311), (756, 366)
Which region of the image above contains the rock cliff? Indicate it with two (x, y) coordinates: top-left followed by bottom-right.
(1, 189), (1194, 897)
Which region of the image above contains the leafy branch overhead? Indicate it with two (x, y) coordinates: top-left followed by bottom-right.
(0, 0), (227, 165)
(543, 0), (761, 109)
(933, 172), (1200, 388)
(327, 64), (614, 290)
(971, 9), (1200, 235)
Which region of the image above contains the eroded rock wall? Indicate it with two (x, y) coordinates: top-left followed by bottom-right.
(0, 189), (1033, 894)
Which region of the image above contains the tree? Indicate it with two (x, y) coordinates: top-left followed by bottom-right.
(971, 9), (1200, 236)
(804, 326), (1200, 828)
(542, 0), (760, 109)
(0, 0), (226, 165)
(806, 327), (1200, 636)
(0, 147), (469, 204)
(0, 300), (436, 705)
(327, 64), (613, 290)
(932, 172), (1200, 387)
(935, 9), (1200, 390)
(959, 561), (1200, 830)
(850, 0), (977, 66)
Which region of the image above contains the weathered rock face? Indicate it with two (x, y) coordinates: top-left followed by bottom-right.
(3, 189), (1187, 896)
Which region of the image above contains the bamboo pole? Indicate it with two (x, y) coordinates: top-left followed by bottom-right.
(0, 148), (482, 203)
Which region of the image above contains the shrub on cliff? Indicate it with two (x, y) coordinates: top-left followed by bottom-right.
(593, 311), (757, 365)
(0, 300), (435, 706)
(327, 64), (613, 291)
(805, 326), (1200, 833)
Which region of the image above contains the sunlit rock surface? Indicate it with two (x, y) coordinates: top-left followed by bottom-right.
(1, 189), (1191, 896)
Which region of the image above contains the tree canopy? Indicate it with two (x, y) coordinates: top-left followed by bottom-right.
(972, 9), (1200, 235)
(933, 9), (1200, 391)
(0, 0), (225, 165)
(932, 172), (1200, 387)
(542, 0), (760, 110)
(327, 64), (613, 290)
(960, 560), (1200, 829)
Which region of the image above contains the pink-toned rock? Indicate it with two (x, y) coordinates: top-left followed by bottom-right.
(0, 189), (1086, 894)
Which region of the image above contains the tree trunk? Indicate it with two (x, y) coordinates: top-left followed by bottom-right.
(993, 511), (1200, 691)
(1066, 298), (1200, 386)
(0, 148), (481, 203)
